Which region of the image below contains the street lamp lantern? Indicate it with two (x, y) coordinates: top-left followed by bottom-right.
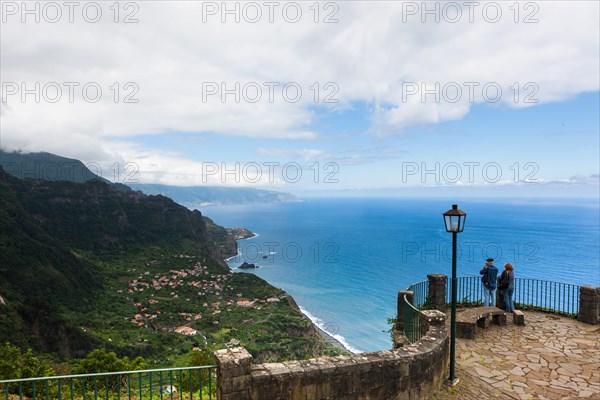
(442, 204), (466, 387)
(443, 204), (466, 233)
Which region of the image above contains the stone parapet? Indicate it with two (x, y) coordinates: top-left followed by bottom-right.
(215, 323), (448, 400)
(427, 274), (447, 311)
(578, 286), (600, 325)
(214, 347), (253, 400)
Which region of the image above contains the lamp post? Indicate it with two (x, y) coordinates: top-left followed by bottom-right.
(442, 204), (466, 386)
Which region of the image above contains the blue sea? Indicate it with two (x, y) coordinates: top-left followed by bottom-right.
(201, 198), (600, 353)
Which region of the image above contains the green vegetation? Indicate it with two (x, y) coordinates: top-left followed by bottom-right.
(0, 342), (54, 380)
(0, 149), (110, 184)
(0, 343), (215, 399)
(75, 349), (147, 374)
(0, 166), (343, 379)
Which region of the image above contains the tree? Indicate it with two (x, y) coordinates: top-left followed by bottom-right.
(189, 349), (213, 367)
(75, 348), (147, 374)
(0, 342), (55, 397)
(74, 348), (147, 392)
(174, 349), (215, 394)
(0, 342), (54, 380)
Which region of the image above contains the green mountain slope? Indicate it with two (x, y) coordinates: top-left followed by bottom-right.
(0, 166), (341, 364)
(0, 150), (110, 184)
(0, 170), (101, 357)
(7, 176), (214, 257)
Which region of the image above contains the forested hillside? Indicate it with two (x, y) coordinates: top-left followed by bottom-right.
(0, 167), (341, 372)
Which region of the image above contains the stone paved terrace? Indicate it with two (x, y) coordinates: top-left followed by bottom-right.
(433, 310), (600, 400)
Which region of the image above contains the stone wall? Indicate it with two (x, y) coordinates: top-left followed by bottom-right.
(427, 274), (447, 311)
(578, 286), (600, 325)
(214, 311), (449, 400)
(395, 290), (413, 332)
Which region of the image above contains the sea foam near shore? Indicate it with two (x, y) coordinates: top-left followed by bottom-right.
(299, 306), (362, 354)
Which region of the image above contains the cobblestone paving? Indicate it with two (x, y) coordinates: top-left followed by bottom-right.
(433, 310), (600, 400)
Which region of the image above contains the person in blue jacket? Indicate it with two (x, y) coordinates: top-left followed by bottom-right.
(480, 258), (499, 306)
(500, 262), (516, 312)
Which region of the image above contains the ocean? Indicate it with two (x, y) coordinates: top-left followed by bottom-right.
(201, 198), (600, 353)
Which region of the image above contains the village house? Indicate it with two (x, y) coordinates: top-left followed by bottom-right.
(174, 326), (198, 336)
(236, 300), (255, 307)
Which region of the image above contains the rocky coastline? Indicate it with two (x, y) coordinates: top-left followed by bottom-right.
(225, 229), (354, 356)
(238, 261), (259, 269)
(226, 227), (257, 240)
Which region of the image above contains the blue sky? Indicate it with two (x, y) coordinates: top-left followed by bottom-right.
(1, 1), (598, 197)
(127, 91), (599, 168)
(96, 91), (599, 196)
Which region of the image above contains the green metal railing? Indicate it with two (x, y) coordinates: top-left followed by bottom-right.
(512, 278), (580, 315)
(444, 276), (580, 315)
(445, 276), (485, 306)
(0, 365), (216, 400)
(402, 293), (423, 343)
(407, 280), (429, 309)
(404, 276), (581, 343)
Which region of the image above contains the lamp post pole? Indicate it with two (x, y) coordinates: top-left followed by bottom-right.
(442, 203), (465, 387)
(449, 229), (458, 384)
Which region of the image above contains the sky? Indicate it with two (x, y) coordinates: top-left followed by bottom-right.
(1, 0), (599, 197)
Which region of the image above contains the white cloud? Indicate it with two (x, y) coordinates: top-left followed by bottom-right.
(96, 145), (291, 188)
(256, 147), (331, 161)
(545, 174), (600, 186)
(0, 1), (598, 177)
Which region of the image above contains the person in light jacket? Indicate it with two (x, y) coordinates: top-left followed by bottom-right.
(480, 258), (499, 306)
